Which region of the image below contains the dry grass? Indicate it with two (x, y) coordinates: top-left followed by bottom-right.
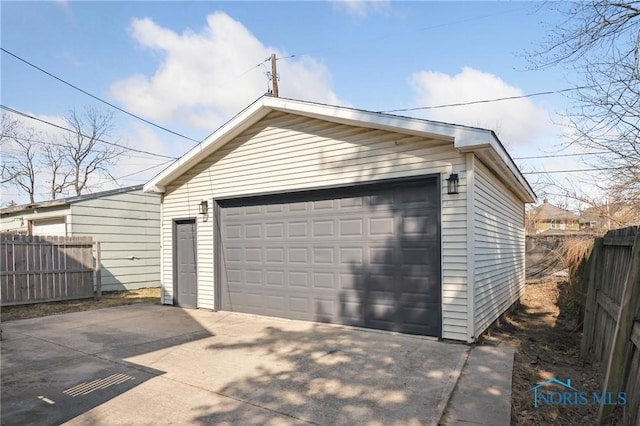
(560, 238), (594, 319)
(561, 237), (593, 277)
(0, 287), (161, 322)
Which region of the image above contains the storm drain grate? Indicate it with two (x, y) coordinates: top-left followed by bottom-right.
(63, 373), (135, 397)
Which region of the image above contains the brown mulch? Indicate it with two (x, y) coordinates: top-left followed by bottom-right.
(1, 287), (161, 322)
(481, 278), (602, 425)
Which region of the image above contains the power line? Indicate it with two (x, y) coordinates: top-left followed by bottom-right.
(0, 133), (175, 161)
(514, 151), (610, 160)
(1, 105), (178, 160)
(522, 167), (625, 175)
(379, 87), (588, 113)
(115, 160), (172, 180)
(1, 47), (200, 143)
(286, 6), (532, 61)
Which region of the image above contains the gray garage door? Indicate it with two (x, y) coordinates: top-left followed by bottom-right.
(217, 177), (441, 337)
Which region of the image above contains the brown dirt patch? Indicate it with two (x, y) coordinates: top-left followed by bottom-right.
(481, 278), (601, 425)
(1, 287), (160, 322)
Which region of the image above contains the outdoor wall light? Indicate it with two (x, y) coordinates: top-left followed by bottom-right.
(447, 173), (460, 195)
(199, 200), (209, 215)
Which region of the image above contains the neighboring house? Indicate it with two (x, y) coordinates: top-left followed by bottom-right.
(143, 96), (536, 342)
(0, 185), (161, 292)
(528, 199), (580, 234)
(580, 203), (640, 232)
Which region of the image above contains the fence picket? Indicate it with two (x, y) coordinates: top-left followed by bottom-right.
(0, 234), (97, 306)
(578, 226), (640, 425)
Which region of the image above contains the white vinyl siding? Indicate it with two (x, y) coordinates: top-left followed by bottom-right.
(70, 190), (161, 292)
(161, 111), (469, 339)
(473, 160), (525, 336)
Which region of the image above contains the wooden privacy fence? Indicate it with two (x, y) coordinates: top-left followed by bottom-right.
(0, 234), (102, 306)
(580, 226), (640, 425)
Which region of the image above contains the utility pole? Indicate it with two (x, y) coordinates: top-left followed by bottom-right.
(270, 53), (279, 97)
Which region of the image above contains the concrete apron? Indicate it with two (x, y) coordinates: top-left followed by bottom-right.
(0, 305), (507, 425)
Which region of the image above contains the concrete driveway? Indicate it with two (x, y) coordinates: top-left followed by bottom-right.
(1, 305), (481, 425)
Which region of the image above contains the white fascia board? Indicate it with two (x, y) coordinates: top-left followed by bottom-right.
(454, 129), (536, 203)
(263, 97), (489, 143)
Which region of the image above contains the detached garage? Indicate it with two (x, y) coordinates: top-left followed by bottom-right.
(144, 96), (536, 342)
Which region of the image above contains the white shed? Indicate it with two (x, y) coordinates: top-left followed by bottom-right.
(144, 96), (536, 342)
(0, 185), (161, 292)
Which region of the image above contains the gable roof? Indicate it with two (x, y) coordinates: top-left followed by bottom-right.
(0, 185), (144, 216)
(531, 200), (579, 221)
(143, 96), (536, 203)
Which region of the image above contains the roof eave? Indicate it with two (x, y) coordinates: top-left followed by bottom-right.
(143, 96), (536, 203)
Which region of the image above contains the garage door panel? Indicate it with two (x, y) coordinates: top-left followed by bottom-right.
(225, 269), (242, 284)
(312, 247), (335, 264)
(339, 247), (363, 264)
(339, 197), (363, 208)
(289, 271), (310, 288)
(312, 272), (335, 289)
(369, 217), (395, 236)
(245, 224), (261, 238)
(266, 248), (284, 263)
(265, 204), (284, 213)
(313, 199), (335, 210)
(219, 177), (441, 337)
(266, 271), (285, 286)
(400, 276), (440, 294)
(368, 274), (395, 292)
(289, 296), (309, 313)
(339, 298), (363, 320)
(369, 192), (395, 207)
(245, 270), (262, 284)
(245, 248), (262, 262)
(402, 247), (435, 265)
(288, 202), (308, 212)
(369, 247), (395, 266)
(312, 220), (334, 237)
(266, 295), (286, 310)
(339, 272), (361, 290)
(225, 225), (242, 239)
(340, 218), (364, 236)
(225, 248), (242, 262)
(288, 222), (309, 237)
(288, 248), (309, 263)
(314, 298), (336, 317)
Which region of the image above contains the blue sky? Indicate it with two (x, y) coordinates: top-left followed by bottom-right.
(1, 1), (594, 205)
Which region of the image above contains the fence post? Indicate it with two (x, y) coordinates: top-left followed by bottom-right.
(94, 241), (102, 301)
(597, 233), (640, 424)
(581, 237), (604, 359)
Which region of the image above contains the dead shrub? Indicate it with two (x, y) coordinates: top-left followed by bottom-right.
(560, 237), (594, 321)
(562, 237), (594, 277)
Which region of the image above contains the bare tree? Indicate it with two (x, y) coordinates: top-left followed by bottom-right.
(1, 126), (39, 203)
(62, 107), (124, 196)
(1, 113), (21, 184)
(0, 113), (19, 143)
(530, 1), (640, 203)
(42, 144), (72, 199)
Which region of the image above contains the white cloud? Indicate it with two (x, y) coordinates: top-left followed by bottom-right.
(410, 67), (552, 148)
(332, 0), (390, 17)
(110, 13), (344, 132)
